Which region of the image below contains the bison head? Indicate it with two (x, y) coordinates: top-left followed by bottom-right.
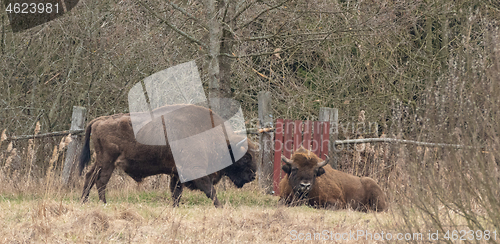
(222, 138), (258, 188)
(282, 147), (328, 198)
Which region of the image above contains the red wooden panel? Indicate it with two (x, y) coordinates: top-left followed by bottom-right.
(302, 120), (311, 150)
(273, 119), (284, 196)
(312, 121), (321, 157)
(321, 121), (330, 160)
(283, 120), (294, 159)
(293, 120), (302, 151)
(283, 120), (294, 181)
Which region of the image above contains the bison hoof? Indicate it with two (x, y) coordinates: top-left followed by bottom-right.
(213, 200), (222, 208)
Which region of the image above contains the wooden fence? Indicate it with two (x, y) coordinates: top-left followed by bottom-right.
(4, 91), (478, 191)
(254, 92), (481, 195)
(4, 106), (86, 185)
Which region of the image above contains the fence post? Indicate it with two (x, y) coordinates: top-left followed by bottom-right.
(62, 106), (87, 185)
(258, 91), (274, 194)
(319, 107), (338, 169)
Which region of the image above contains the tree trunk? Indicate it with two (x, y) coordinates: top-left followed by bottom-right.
(206, 0), (222, 106)
(218, 2), (236, 99)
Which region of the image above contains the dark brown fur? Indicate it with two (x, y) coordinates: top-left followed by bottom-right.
(79, 104), (257, 207)
(279, 147), (387, 212)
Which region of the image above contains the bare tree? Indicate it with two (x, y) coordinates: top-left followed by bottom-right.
(134, 0), (365, 101)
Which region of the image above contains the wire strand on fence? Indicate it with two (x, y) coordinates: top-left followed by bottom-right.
(334, 138), (478, 149)
(235, 127), (275, 135)
(6, 127), (479, 149)
(241, 127), (477, 149)
(5, 129), (85, 141)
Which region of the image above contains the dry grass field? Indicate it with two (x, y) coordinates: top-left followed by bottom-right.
(1, 183), (492, 244)
(1, 131), (499, 243)
(0, 169), (491, 244)
(0, 175), (395, 244)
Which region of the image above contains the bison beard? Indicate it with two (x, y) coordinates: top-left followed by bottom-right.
(279, 147), (387, 212)
(78, 104), (257, 207)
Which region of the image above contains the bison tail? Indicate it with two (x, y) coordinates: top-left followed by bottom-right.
(78, 120), (93, 175)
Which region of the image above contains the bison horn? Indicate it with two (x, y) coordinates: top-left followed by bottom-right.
(317, 155), (329, 168)
(281, 155), (292, 165)
(235, 137), (247, 148)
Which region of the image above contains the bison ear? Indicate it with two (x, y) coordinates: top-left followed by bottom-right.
(281, 155), (292, 175)
(315, 157), (328, 177)
(316, 167), (325, 177)
(282, 164), (291, 175)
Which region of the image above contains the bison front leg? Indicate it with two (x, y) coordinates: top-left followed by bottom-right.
(193, 176), (221, 207)
(169, 174), (184, 207)
(278, 194), (295, 206)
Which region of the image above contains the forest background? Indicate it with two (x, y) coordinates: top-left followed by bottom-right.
(1, 0), (500, 242)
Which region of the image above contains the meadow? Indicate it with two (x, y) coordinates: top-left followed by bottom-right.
(1, 132), (497, 243)
(1, 174), (394, 243)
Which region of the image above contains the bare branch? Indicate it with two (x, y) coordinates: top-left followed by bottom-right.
(166, 1), (208, 30)
(281, 9), (346, 14)
(220, 32), (339, 59)
(242, 30), (338, 41)
(231, 1), (256, 23)
(221, 1), (230, 23)
(136, 1), (208, 50)
(239, 17), (378, 41)
(221, 50), (282, 59)
(236, 0), (293, 31)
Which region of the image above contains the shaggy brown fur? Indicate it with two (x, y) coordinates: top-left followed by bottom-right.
(279, 147), (387, 212)
(78, 104), (257, 207)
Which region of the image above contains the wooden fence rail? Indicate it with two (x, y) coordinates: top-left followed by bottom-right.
(4, 129), (84, 141)
(333, 137), (479, 149)
(242, 128), (477, 148)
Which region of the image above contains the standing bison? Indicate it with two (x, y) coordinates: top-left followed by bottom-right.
(78, 104), (257, 207)
(279, 147), (387, 212)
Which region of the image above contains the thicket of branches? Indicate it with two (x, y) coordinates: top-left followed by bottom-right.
(1, 0), (500, 237)
(0, 1), (496, 137)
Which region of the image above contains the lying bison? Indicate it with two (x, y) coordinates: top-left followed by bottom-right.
(279, 147), (386, 212)
(78, 104), (257, 207)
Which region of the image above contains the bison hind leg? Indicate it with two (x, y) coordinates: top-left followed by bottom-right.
(82, 165), (100, 203)
(361, 177), (387, 212)
(94, 162), (116, 204)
